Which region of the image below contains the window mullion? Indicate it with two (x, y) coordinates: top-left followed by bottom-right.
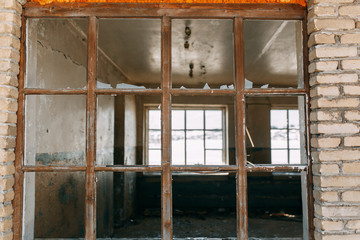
(234, 17), (248, 240)
(85, 16), (97, 240)
(161, 16), (172, 240)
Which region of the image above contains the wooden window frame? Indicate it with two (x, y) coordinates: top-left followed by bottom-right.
(14, 2), (312, 240)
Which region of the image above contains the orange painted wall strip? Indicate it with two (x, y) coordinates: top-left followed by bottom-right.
(31, 0), (306, 6)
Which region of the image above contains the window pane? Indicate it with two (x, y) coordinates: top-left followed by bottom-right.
(172, 131), (185, 165)
(149, 150), (161, 165)
(97, 172), (161, 238)
(97, 19), (161, 89)
(173, 175), (236, 238)
(97, 95), (161, 166)
(149, 110), (161, 130)
(271, 150), (288, 164)
(26, 19), (88, 89)
(186, 131), (204, 165)
(290, 150), (301, 164)
(25, 95), (86, 166)
(172, 110), (185, 130)
(206, 150), (223, 165)
(23, 172), (85, 238)
(186, 110), (204, 129)
(205, 131), (223, 149)
(270, 110), (287, 129)
(244, 20), (303, 89)
(205, 110), (222, 129)
(289, 130), (300, 149)
(289, 110), (299, 129)
(149, 130), (161, 149)
(248, 174), (303, 238)
(271, 129), (288, 148)
(172, 19), (234, 89)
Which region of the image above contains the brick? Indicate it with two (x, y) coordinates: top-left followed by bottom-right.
(0, 74), (18, 87)
(339, 6), (360, 17)
(311, 73), (358, 85)
(0, 165), (15, 176)
(318, 150), (360, 161)
(308, 19), (355, 34)
(343, 191), (360, 202)
(0, 218), (12, 232)
(0, 112), (16, 124)
(0, 204), (12, 218)
(308, 33), (335, 47)
(0, 12), (21, 28)
(0, 36), (20, 50)
(0, 99), (17, 112)
(310, 111), (341, 121)
(0, 190), (14, 203)
(346, 220), (360, 229)
(0, 61), (19, 75)
(313, 163), (340, 174)
(0, 137), (15, 149)
(321, 235), (360, 240)
(311, 137), (341, 148)
(344, 86), (360, 95)
(309, 47), (357, 61)
(0, 125), (16, 136)
(345, 111), (360, 121)
(310, 86), (339, 97)
(308, 61), (338, 73)
(0, 151), (14, 163)
(314, 176), (360, 188)
(341, 33), (360, 44)
(0, 177), (13, 191)
(344, 136), (360, 147)
(0, 232), (13, 240)
(311, 98), (360, 109)
(314, 218), (343, 231)
(311, 123), (359, 134)
(0, 0), (22, 13)
(308, 6), (335, 21)
(342, 60), (360, 70)
(0, 22), (20, 38)
(343, 163), (360, 173)
(0, 86), (17, 99)
(0, 48), (19, 63)
(314, 189), (339, 202)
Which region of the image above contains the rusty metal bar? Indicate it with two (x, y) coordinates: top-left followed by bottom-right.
(22, 166), (87, 172)
(85, 16), (97, 240)
(234, 17), (248, 240)
(244, 88), (306, 95)
(96, 166), (162, 172)
(171, 89), (236, 96)
(246, 165), (307, 173)
(14, 15), (27, 240)
(161, 16), (172, 240)
(23, 3), (306, 19)
(95, 89), (162, 95)
(303, 17), (314, 240)
(24, 88), (87, 95)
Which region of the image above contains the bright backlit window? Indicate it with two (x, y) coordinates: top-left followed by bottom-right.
(147, 107), (227, 165)
(270, 109), (300, 164)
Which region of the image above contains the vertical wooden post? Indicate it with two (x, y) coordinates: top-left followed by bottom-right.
(234, 17), (248, 240)
(161, 16), (172, 240)
(85, 16), (98, 240)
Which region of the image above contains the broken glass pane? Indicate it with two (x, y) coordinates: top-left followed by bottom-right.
(26, 19), (88, 89)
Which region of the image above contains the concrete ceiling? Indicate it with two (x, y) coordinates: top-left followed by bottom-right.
(95, 18), (301, 89)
